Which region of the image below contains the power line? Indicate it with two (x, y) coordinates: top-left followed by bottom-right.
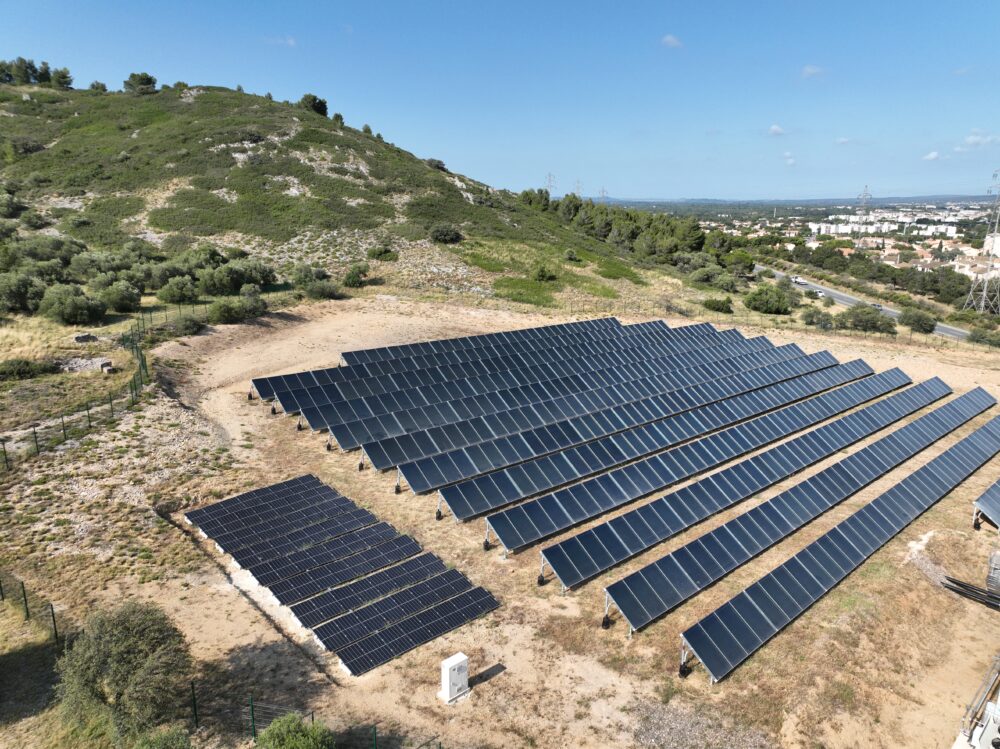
(963, 169), (1000, 316)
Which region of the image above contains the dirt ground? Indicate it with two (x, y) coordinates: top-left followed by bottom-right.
(4, 294), (1000, 748)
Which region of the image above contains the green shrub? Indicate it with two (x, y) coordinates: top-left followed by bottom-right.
(801, 307), (833, 329)
(303, 280), (340, 299)
(298, 94), (328, 117)
(702, 297), (733, 314)
(835, 304), (896, 334)
(100, 280), (141, 312)
(56, 602), (191, 740)
(969, 328), (1000, 347)
(342, 263), (370, 289)
(240, 283), (261, 298)
(898, 308), (937, 334)
(198, 259), (276, 295)
(367, 244), (398, 261)
(257, 714), (337, 749)
(804, 289), (819, 300)
(157, 277), (198, 304)
(290, 264), (328, 287)
(38, 284), (106, 324)
(207, 295), (267, 324)
(757, 268), (776, 279)
(744, 284), (792, 315)
(170, 316), (204, 336)
(0, 358), (59, 381)
(822, 295), (834, 308)
(20, 210), (50, 229)
(134, 727), (191, 749)
(532, 264), (557, 282)
(429, 224), (463, 244)
(0, 272), (47, 312)
(564, 249), (580, 263)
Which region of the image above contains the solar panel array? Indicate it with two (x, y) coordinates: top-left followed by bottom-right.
(543, 376), (952, 589)
(974, 478), (1000, 529)
(184, 476), (497, 675)
(605, 387), (994, 632)
(682, 413), (1000, 682)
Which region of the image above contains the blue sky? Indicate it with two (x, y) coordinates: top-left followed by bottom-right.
(3, 0), (999, 199)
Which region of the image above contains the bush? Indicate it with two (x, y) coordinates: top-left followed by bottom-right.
(20, 210), (50, 229)
(303, 280), (340, 299)
(38, 284), (106, 324)
(169, 316), (204, 336)
(702, 297), (733, 314)
(898, 308), (937, 334)
(134, 727), (191, 749)
(835, 304), (896, 334)
(969, 328), (1000, 348)
(822, 295), (834, 308)
(298, 94), (328, 117)
(157, 276), (198, 304)
(758, 268), (776, 279)
(56, 602), (191, 739)
(804, 289), (819, 300)
(425, 158), (448, 172)
(240, 283), (261, 298)
(207, 295), (267, 324)
(565, 249), (580, 263)
(198, 259), (276, 296)
(257, 714), (337, 749)
(801, 307), (834, 329)
(342, 263), (369, 289)
(290, 264), (328, 288)
(532, 264), (557, 283)
(124, 72), (157, 95)
(0, 358), (59, 381)
(429, 224), (462, 244)
(367, 244), (398, 262)
(711, 273), (740, 293)
(0, 272), (46, 313)
(100, 281), (141, 312)
(744, 284), (792, 315)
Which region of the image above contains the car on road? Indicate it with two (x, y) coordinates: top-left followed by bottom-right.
(791, 276), (807, 285)
(870, 303), (883, 311)
(814, 290), (825, 298)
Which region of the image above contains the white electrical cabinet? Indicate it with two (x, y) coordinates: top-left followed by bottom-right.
(438, 652), (470, 704)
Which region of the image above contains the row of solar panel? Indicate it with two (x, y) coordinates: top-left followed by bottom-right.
(185, 477), (499, 676)
(329, 333), (784, 448)
(277, 326), (740, 420)
(682, 414), (1000, 682)
(401, 350), (834, 494)
(441, 361), (875, 521)
(362, 336), (780, 472)
(341, 316), (625, 366)
(252, 317), (626, 399)
(606, 386), (993, 632)
(542, 377), (951, 589)
(487, 369), (910, 552)
(302, 329), (764, 434)
(263, 319), (684, 409)
(975, 478), (1000, 528)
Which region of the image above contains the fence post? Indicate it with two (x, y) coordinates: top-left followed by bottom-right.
(109, 392), (114, 417)
(60, 415), (67, 440)
(372, 725), (377, 749)
(191, 681), (199, 729)
(1, 441), (8, 471)
(32, 427), (40, 455)
(85, 403), (91, 429)
(0, 575), (4, 601)
(21, 580), (29, 619)
(49, 602), (58, 645)
(250, 694), (256, 739)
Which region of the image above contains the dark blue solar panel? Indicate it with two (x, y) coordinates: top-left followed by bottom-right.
(974, 478), (1000, 528)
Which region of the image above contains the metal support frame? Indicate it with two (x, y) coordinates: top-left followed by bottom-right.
(483, 523), (492, 551)
(601, 593), (613, 629)
(679, 641), (692, 678)
(358, 451), (365, 472)
(435, 494), (444, 521)
(537, 556), (548, 587)
(974, 506), (982, 531)
(394, 469), (402, 495)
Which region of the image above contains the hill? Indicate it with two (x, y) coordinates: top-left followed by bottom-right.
(0, 82), (704, 308)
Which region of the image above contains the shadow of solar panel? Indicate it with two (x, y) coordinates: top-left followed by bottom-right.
(270, 536), (423, 605)
(607, 386), (992, 631)
(396, 345), (821, 491)
(546, 377), (950, 590)
(974, 478), (1000, 528)
(683, 412), (1000, 682)
(444, 360), (875, 522)
(493, 368), (911, 554)
(335, 586), (500, 675)
(330, 330), (779, 446)
(291, 554), (447, 628)
(364, 335), (783, 471)
(314, 569), (474, 652)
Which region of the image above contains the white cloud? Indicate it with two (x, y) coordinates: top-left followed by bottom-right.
(922, 151), (940, 161)
(783, 151), (796, 166)
(835, 136), (851, 145)
(265, 35), (297, 47)
(661, 34), (682, 48)
(964, 130), (1000, 147)
(768, 124), (785, 136)
(801, 64), (824, 78)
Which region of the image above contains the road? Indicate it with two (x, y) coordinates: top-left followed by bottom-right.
(755, 265), (969, 342)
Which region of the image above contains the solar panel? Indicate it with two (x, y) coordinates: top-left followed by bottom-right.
(682, 412), (1000, 682)
(397, 347), (827, 491)
(606, 386), (993, 631)
(974, 478), (1000, 529)
(442, 360), (874, 521)
(334, 586), (500, 675)
(489, 368), (910, 552)
(545, 377), (951, 590)
(363, 335), (783, 471)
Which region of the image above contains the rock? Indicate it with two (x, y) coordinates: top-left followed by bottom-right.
(74, 333), (98, 343)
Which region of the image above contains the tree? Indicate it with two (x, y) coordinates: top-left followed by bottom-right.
(425, 158), (447, 171)
(51, 67), (73, 89)
(801, 307), (833, 329)
(124, 72), (158, 95)
(11, 57), (37, 85)
(89, 80), (108, 93)
(38, 284), (106, 324)
(257, 714), (337, 749)
(56, 602), (191, 739)
(834, 304), (896, 335)
(298, 93), (328, 117)
(899, 308), (937, 334)
(429, 224), (462, 244)
(36, 61), (51, 84)
(362, 124), (373, 135)
(331, 112), (344, 126)
(156, 276), (198, 304)
(702, 297), (733, 314)
(342, 263), (369, 288)
(744, 284), (792, 315)
(99, 281), (141, 312)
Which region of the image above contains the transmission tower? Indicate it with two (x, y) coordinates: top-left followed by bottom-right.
(963, 169), (1000, 316)
(599, 186), (608, 203)
(544, 173), (556, 194)
(574, 179), (582, 197)
(855, 185), (872, 242)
